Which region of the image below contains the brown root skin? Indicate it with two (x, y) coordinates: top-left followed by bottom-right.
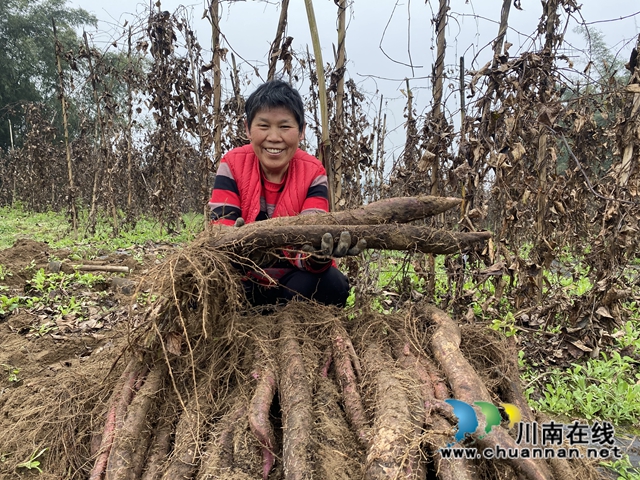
(140, 415), (172, 480)
(278, 314), (313, 480)
(91, 359), (141, 480)
(424, 304), (554, 480)
(105, 363), (165, 480)
(363, 344), (414, 480)
(420, 355), (449, 401)
(211, 224), (491, 256)
(248, 364), (277, 480)
(332, 332), (370, 447)
(211, 195), (462, 230)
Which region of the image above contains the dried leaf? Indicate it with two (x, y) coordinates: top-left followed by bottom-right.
(166, 332), (183, 356)
(511, 142), (526, 161)
(595, 306), (614, 319)
(568, 339), (592, 352)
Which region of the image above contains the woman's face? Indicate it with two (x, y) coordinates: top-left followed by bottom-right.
(245, 106), (305, 183)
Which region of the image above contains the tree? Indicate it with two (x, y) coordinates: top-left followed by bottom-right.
(0, 0), (96, 150)
(573, 26), (630, 87)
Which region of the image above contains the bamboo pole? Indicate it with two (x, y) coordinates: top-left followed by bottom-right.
(303, 0), (334, 210)
(126, 26), (134, 218)
(207, 0), (223, 168)
(372, 95), (385, 203)
(431, 0), (448, 197)
(85, 31), (102, 235)
(479, 0), (512, 128)
(535, 0), (558, 305)
(8, 119), (14, 150)
(230, 53), (245, 141)
(185, 23), (208, 212)
(618, 34), (640, 188)
(460, 55), (467, 217)
(333, 0), (347, 209)
(52, 18), (78, 233)
(493, 0), (511, 68)
(424, 0), (449, 298)
(268, 0), (290, 81)
(403, 78), (415, 170)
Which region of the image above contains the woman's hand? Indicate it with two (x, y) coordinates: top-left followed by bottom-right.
(302, 231), (367, 262)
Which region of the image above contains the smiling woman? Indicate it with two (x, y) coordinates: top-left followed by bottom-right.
(246, 107), (305, 183)
(208, 80), (361, 308)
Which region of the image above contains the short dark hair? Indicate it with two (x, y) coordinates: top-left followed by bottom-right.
(245, 80), (305, 132)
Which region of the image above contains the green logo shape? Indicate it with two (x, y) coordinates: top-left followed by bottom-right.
(474, 401), (502, 437)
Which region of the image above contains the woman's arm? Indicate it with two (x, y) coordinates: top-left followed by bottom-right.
(208, 160), (243, 226)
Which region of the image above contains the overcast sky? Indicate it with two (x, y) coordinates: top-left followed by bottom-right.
(68, 0), (640, 155)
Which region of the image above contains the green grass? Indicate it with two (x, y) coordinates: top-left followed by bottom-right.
(0, 204), (205, 253)
(520, 301), (640, 428)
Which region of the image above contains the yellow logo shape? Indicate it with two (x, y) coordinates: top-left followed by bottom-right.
(500, 402), (522, 429)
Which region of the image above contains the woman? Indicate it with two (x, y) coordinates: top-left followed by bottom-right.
(209, 80), (363, 307)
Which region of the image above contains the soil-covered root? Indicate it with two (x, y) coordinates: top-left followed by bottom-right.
(312, 375), (366, 480)
(331, 324), (370, 447)
(161, 381), (213, 480)
(140, 409), (173, 480)
(278, 312), (314, 480)
(422, 304), (555, 480)
(391, 334), (474, 480)
(90, 359), (142, 480)
(105, 362), (166, 480)
(248, 358), (277, 479)
(197, 394), (250, 479)
(361, 342), (419, 479)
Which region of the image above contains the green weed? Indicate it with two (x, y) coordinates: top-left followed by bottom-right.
(1, 364), (20, 383)
(56, 296), (82, 317)
(490, 311), (518, 337)
(16, 447), (47, 474)
(601, 453), (640, 480)
(136, 292), (158, 307)
(532, 350), (640, 425)
(30, 322), (57, 337)
(0, 264), (12, 281)
(0, 295), (21, 315)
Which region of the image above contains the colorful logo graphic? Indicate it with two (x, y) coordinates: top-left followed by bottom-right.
(444, 399), (522, 444)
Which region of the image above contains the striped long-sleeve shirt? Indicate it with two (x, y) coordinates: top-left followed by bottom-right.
(208, 145), (331, 278)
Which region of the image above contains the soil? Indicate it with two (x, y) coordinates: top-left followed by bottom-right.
(0, 239), (159, 478)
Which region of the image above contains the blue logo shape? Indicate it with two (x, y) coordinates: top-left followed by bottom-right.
(445, 399), (479, 444)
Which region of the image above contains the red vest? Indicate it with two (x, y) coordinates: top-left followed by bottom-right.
(224, 144), (327, 223)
